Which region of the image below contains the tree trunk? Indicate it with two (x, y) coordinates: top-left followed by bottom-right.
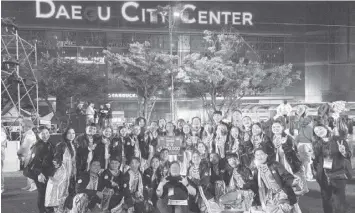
(147, 97), (157, 123)
(211, 92), (217, 112)
(143, 96), (149, 121)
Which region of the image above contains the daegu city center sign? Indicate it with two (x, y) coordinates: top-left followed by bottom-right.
(35, 0), (253, 26)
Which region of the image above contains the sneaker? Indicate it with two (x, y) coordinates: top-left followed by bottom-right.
(21, 185), (31, 190)
(27, 184), (37, 192)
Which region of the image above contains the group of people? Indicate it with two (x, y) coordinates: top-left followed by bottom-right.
(13, 101), (354, 213)
(76, 102), (113, 128)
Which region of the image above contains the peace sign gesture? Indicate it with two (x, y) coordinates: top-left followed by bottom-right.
(337, 140), (346, 157)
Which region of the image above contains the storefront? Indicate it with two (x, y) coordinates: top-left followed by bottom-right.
(2, 0), (354, 121)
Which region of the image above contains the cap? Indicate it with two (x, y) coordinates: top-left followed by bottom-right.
(110, 154), (121, 162)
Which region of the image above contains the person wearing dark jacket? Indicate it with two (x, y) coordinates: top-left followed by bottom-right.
(295, 116), (315, 181)
(252, 146), (300, 213)
(70, 160), (102, 213)
(191, 117), (204, 139)
(123, 157), (145, 213)
(143, 156), (162, 210)
(25, 126), (54, 213)
(174, 119), (185, 136)
(312, 124), (352, 213)
(75, 124), (97, 173)
(209, 152), (227, 201)
(156, 161), (197, 213)
(224, 153), (255, 193)
(110, 129), (125, 167)
(97, 155), (131, 212)
(93, 127), (112, 170)
(271, 120), (302, 175)
(188, 151), (222, 213)
(105, 103), (112, 127)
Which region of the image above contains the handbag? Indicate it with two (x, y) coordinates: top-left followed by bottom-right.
(23, 162), (36, 180)
(344, 158), (353, 180)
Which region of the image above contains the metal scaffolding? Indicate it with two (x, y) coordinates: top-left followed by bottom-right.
(1, 17), (38, 140)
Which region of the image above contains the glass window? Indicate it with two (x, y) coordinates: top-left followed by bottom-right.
(62, 31), (77, 47)
(77, 31), (106, 47)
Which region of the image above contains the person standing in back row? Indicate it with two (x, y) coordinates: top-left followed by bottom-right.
(1, 126), (8, 194)
(17, 119), (38, 192)
(105, 103), (112, 127)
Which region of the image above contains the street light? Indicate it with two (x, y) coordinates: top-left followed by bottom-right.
(173, 11), (180, 17)
(157, 4), (186, 122)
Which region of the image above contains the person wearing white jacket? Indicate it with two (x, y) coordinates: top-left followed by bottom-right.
(17, 119), (38, 192)
(86, 102), (95, 126)
(1, 126), (8, 193)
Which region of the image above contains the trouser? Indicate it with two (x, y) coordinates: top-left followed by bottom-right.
(157, 198), (189, 213)
(1, 159), (4, 191)
(297, 143), (314, 180)
(34, 179), (47, 213)
(27, 177), (36, 187)
(98, 118), (105, 129)
(106, 118), (112, 127)
(318, 177), (347, 213)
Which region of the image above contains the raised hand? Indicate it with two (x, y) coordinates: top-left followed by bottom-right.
(180, 177), (189, 187)
(337, 141), (346, 156)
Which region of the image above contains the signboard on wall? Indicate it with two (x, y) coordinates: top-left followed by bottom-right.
(108, 93), (138, 99)
(2, 0), (295, 31)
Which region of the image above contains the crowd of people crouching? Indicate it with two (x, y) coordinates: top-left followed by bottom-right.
(18, 105), (353, 213)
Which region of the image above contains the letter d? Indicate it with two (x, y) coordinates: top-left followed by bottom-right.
(36, 0), (55, 18)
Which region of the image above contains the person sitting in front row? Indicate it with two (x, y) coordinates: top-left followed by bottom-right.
(98, 155), (130, 213)
(69, 160), (102, 213)
(156, 161), (197, 213)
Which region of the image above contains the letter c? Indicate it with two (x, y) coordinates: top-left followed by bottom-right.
(122, 2), (139, 22)
(181, 4), (196, 24)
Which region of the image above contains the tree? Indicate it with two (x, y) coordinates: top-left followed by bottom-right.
(36, 53), (107, 122)
(104, 41), (179, 122)
(182, 29), (301, 119)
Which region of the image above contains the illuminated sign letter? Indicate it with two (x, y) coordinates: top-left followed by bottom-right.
(232, 12), (241, 25)
(243, 12), (253, 25)
(209, 11), (220, 24)
(98, 6), (111, 21)
(181, 4), (196, 24)
(55, 5), (70, 19)
(122, 2), (139, 22)
(198, 11), (208, 24)
(72, 6), (82, 20)
(221, 12), (231, 25)
(146, 9), (157, 23)
(36, 0), (55, 18)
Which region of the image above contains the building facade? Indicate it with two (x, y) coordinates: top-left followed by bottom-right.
(2, 0), (354, 123)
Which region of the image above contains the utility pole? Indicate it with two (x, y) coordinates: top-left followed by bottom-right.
(169, 6), (175, 122)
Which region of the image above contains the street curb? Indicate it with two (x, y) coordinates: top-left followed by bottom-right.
(3, 171), (24, 178)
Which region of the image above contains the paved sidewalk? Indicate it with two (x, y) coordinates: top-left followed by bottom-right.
(1, 172), (355, 213)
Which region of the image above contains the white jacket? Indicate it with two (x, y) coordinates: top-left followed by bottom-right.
(17, 130), (37, 166)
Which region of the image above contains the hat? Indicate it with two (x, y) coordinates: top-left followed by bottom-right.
(110, 154), (121, 162)
(253, 144), (268, 154)
(225, 153), (239, 159)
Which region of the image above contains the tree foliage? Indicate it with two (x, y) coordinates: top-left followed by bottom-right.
(36, 53), (107, 121)
(104, 41), (179, 122)
(182, 30), (301, 118)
